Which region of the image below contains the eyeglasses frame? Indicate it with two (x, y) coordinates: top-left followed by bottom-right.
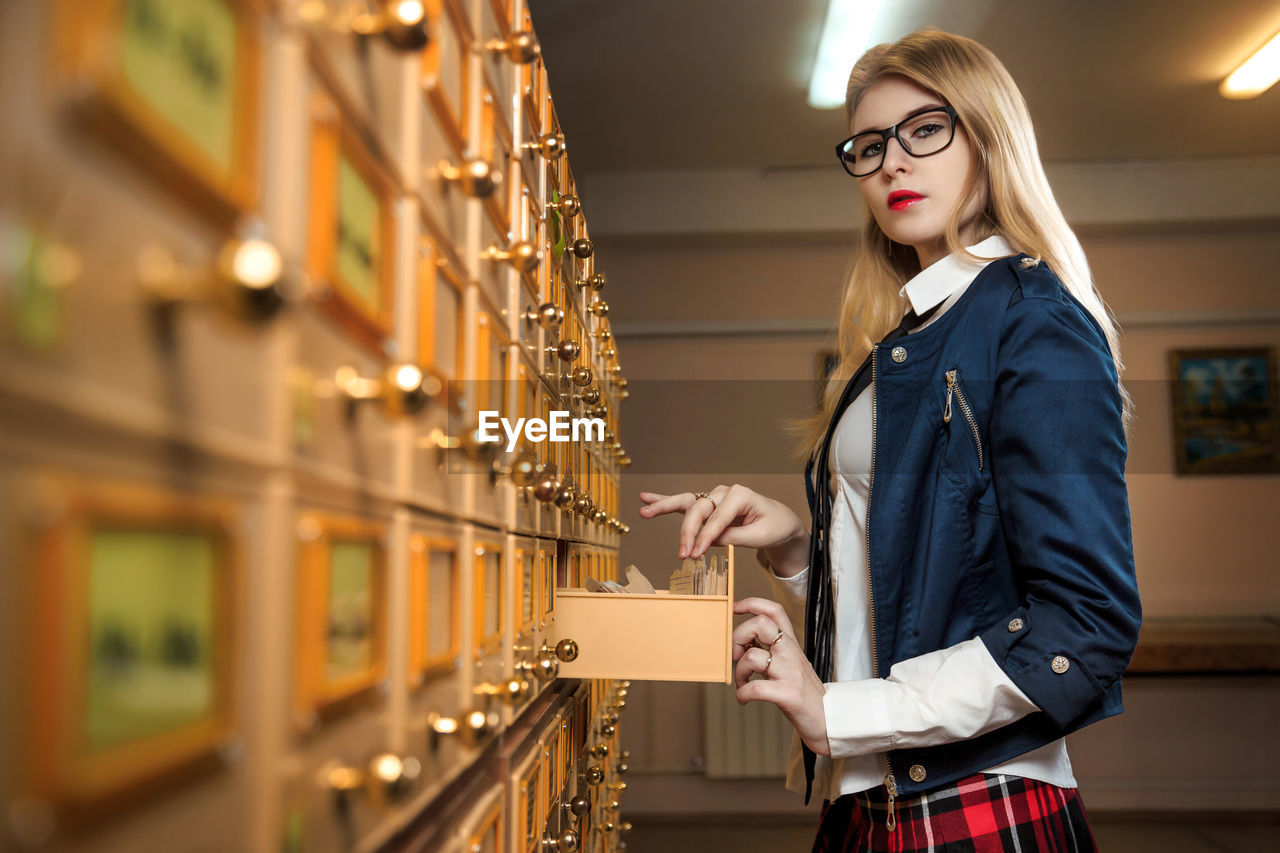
(835, 105), (960, 178)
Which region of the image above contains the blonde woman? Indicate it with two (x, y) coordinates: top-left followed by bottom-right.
(638, 27), (1140, 852)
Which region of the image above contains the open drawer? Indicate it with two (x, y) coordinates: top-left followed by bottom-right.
(552, 545), (735, 683)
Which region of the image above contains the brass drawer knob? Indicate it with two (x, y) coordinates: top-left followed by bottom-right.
(589, 743), (609, 759)
(484, 240), (541, 273)
(554, 482), (577, 510)
(574, 494), (594, 516)
(485, 29), (540, 64)
(555, 638), (580, 662)
(576, 386), (600, 406)
(587, 299), (609, 317)
(367, 752), (422, 804)
(551, 340), (581, 362)
(570, 366), (594, 387)
(438, 158), (499, 198)
(527, 302), (564, 331)
(568, 793), (591, 816)
(533, 472), (563, 504)
(533, 647), (559, 682)
(570, 237), (594, 259)
(298, 0), (429, 52)
(576, 272), (606, 291)
(548, 194), (581, 219)
(523, 133), (566, 161)
(333, 364), (440, 417)
(138, 225), (289, 324)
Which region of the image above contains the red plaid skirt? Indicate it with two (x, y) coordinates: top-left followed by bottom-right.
(812, 772), (1098, 853)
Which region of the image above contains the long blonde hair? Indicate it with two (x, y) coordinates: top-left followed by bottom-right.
(790, 27), (1131, 463)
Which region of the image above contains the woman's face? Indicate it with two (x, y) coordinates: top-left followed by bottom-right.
(851, 75), (988, 269)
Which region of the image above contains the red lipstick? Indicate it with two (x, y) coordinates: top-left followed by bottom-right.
(888, 189), (924, 211)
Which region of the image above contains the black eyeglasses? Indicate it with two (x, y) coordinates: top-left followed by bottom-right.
(835, 105), (959, 178)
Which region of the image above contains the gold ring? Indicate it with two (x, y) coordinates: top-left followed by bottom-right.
(770, 630), (785, 647)
(764, 652), (773, 676)
(692, 491), (717, 511)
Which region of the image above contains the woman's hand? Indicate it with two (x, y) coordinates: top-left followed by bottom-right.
(636, 485), (809, 573)
(732, 597), (830, 756)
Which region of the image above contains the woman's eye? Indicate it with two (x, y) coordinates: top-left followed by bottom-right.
(859, 141), (882, 158)
(913, 122), (941, 138)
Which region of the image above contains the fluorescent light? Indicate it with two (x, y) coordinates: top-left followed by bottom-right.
(1220, 29), (1280, 99)
(808, 0), (886, 109)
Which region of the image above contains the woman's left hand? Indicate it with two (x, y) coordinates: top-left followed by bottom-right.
(732, 597), (831, 756)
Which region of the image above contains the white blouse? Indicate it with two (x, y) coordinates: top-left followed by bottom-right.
(769, 235), (1077, 801)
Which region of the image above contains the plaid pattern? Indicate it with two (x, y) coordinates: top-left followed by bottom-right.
(812, 772), (1098, 853)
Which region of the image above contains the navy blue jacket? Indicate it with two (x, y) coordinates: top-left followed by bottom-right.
(803, 252), (1141, 797)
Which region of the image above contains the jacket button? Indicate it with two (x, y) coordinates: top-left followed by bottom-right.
(891, 346), (907, 363)
(1007, 618), (1024, 632)
(1051, 655), (1070, 674)
(909, 764), (926, 782)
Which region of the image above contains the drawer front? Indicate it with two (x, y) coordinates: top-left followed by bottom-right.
(554, 547), (735, 683)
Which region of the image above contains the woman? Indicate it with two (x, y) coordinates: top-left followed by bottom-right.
(637, 28), (1141, 852)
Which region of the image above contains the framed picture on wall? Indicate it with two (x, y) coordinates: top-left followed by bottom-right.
(1169, 346), (1280, 475)
(54, 0), (263, 223)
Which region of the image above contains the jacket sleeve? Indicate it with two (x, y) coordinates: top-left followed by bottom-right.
(976, 282), (1142, 729)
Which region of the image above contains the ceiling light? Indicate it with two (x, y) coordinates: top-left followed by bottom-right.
(1220, 29), (1280, 99)
(808, 0), (886, 109)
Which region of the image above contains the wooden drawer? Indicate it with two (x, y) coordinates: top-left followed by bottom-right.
(553, 546), (735, 683)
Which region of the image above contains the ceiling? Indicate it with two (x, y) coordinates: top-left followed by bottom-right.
(529, 0), (1280, 177)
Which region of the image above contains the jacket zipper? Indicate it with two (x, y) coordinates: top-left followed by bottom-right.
(866, 346), (897, 832)
(944, 369), (984, 471)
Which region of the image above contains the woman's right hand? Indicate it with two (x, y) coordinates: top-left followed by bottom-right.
(637, 485), (810, 575)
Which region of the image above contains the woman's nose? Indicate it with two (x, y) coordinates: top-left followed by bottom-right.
(881, 135), (912, 175)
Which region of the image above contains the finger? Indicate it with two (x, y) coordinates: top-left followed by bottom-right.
(688, 486), (732, 558)
(677, 494), (715, 559)
(733, 597), (795, 636)
(732, 614), (780, 661)
(736, 677), (785, 707)
(636, 492), (683, 517)
(734, 646), (772, 688)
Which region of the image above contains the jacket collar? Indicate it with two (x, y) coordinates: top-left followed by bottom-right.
(900, 234), (1014, 316)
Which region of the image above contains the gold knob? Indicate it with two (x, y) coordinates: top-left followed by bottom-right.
(590, 743), (609, 759)
(324, 762), (365, 794)
(576, 272), (606, 291)
(459, 708), (498, 747)
(610, 364), (623, 375)
(426, 711), (461, 752)
(552, 829), (580, 852)
(570, 237), (594, 259)
(584, 764), (604, 785)
(596, 328), (613, 341)
(568, 794), (591, 816)
(600, 723), (616, 738)
(484, 241), (540, 273)
(548, 194), (581, 219)
(500, 448), (539, 487)
(617, 762), (629, 775)
(475, 676), (530, 705)
(618, 378), (629, 389)
(588, 300), (609, 317)
(333, 364), (440, 417)
(555, 638), (580, 662)
(522, 133), (566, 161)
(604, 347), (617, 359)
(619, 822), (633, 833)
(438, 158), (499, 198)
(367, 752), (422, 805)
(485, 29), (540, 63)
(298, 0), (429, 52)
(577, 386), (600, 406)
(533, 648), (559, 682)
(551, 339), (580, 362)
(554, 482), (577, 510)
(533, 473), (563, 503)
(526, 302), (563, 331)
(138, 224), (289, 323)
(620, 456), (632, 468)
(574, 494), (594, 517)
(593, 509), (608, 524)
(607, 781), (627, 792)
(570, 366), (594, 387)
